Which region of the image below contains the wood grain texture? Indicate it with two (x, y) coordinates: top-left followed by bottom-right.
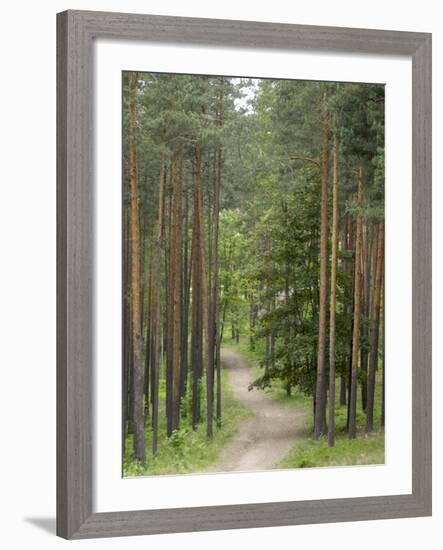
(56, 10), (432, 539)
(411, 35), (432, 509)
(68, 9), (428, 55)
(56, 12), (68, 536)
(57, 10), (93, 539)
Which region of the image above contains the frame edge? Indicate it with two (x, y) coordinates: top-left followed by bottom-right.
(56, 10), (432, 538)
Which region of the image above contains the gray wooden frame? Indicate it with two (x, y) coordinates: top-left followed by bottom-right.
(57, 9), (432, 539)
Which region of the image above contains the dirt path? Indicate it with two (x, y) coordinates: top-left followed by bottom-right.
(207, 347), (307, 473)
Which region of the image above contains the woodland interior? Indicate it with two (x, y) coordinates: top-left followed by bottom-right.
(122, 71), (385, 477)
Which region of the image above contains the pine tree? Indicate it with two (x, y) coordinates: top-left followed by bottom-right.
(128, 72), (145, 462)
(348, 173), (364, 439)
(328, 132), (340, 447)
(314, 97), (330, 439)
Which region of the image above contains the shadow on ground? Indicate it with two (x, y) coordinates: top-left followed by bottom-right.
(24, 517), (56, 535)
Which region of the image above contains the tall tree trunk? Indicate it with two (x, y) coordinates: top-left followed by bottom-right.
(328, 134), (339, 447)
(360, 221), (371, 411)
(191, 143), (204, 429)
(214, 148), (222, 428)
(348, 174), (364, 439)
(127, 300), (134, 435)
(284, 263), (292, 397)
(346, 202), (356, 429)
(128, 72), (145, 462)
(151, 153), (165, 455)
(206, 275), (215, 439)
(122, 193), (130, 454)
(166, 171), (174, 435)
(214, 93), (223, 427)
(200, 182), (210, 438)
(365, 222), (384, 432)
(139, 214), (147, 348)
(314, 106), (330, 439)
(339, 220), (348, 408)
(170, 154), (183, 434)
(180, 186), (190, 402)
(144, 228), (154, 420)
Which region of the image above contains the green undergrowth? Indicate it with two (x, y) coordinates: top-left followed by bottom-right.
(277, 429), (384, 469)
(224, 336), (385, 469)
(123, 367), (251, 477)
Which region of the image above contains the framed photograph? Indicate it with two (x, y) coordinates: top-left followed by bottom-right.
(57, 10), (431, 539)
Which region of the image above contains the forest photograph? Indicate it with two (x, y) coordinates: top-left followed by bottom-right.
(122, 70), (385, 477)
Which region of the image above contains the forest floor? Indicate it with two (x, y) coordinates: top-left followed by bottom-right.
(225, 338), (385, 469)
(124, 340), (383, 477)
(206, 348), (307, 473)
(123, 363), (251, 477)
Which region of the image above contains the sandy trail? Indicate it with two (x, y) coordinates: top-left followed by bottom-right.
(207, 347), (306, 473)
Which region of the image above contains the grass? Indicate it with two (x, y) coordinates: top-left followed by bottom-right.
(278, 428), (384, 469)
(123, 367), (251, 477)
(224, 336), (385, 469)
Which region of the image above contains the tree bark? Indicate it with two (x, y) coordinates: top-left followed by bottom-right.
(180, 185), (190, 402)
(191, 143), (204, 429)
(122, 191), (130, 455)
(314, 105), (330, 439)
(150, 153), (165, 455)
(360, 221), (371, 412)
(170, 154), (183, 434)
(144, 227), (154, 420)
(339, 220), (348, 408)
(214, 142), (222, 428)
(348, 174), (364, 439)
(328, 134), (339, 447)
(346, 202), (356, 429)
(365, 222), (384, 432)
(128, 72), (145, 462)
(166, 170), (174, 435)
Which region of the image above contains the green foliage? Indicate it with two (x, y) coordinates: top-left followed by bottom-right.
(123, 71), (385, 473)
(217, 77), (384, 402)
